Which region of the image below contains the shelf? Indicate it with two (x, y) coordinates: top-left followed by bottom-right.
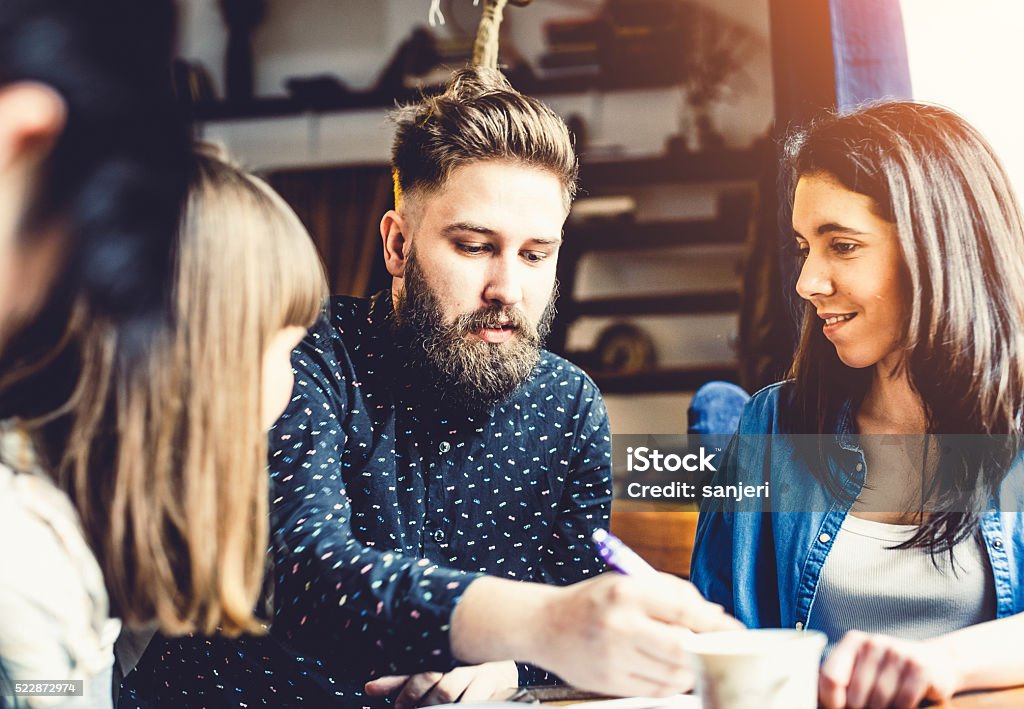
(587, 365), (740, 393)
(579, 146), (765, 186)
(564, 219), (745, 249)
(191, 73), (690, 123)
(549, 191), (756, 356)
(571, 291), (739, 317)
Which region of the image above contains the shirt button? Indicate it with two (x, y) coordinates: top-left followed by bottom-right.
(438, 441), (451, 454)
(433, 529), (446, 543)
(795, 621), (804, 630)
(855, 463), (864, 472)
(993, 538), (1004, 549)
(818, 533), (831, 544)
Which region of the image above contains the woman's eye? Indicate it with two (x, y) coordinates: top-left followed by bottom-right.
(832, 241), (859, 255)
(523, 251), (547, 263)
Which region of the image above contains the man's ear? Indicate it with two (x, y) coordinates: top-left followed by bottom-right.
(0, 82), (66, 171)
(380, 209), (410, 278)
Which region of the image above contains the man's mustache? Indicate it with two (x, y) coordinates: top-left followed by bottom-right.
(454, 306), (533, 337)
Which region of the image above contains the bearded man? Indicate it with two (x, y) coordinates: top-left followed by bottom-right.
(280, 65), (613, 705)
(122, 67), (737, 709)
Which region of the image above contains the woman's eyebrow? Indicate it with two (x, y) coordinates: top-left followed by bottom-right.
(816, 222), (862, 236)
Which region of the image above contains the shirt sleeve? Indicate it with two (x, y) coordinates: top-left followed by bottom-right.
(268, 339), (485, 677)
(690, 431), (739, 614)
(0, 470), (118, 708)
(690, 390), (777, 622)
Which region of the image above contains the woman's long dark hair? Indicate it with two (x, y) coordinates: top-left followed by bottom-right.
(782, 102), (1024, 553)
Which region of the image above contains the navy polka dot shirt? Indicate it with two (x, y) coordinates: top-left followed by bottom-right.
(122, 293), (612, 707)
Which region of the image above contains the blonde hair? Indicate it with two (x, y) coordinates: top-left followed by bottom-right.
(56, 148), (328, 635)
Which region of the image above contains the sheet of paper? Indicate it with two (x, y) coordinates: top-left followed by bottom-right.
(564, 696), (700, 708)
(429, 695), (700, 708)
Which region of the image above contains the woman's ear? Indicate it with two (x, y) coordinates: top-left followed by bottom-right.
(380, 209), (410, 279)
(0, 82), (66, 170)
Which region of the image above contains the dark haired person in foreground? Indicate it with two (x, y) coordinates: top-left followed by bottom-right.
(692, 102), (1024, 709)
(0, 0), (191, 704)
(124, 67), (738, 707)
(0, 0), (190, 351)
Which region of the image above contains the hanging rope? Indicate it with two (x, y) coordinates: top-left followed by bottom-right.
(427, 0), (533, 69)
(474, 0), (533, 69)
(472, 0), (509, 69)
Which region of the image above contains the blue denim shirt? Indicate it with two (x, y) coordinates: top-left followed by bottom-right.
(691, 382), (1024, 632)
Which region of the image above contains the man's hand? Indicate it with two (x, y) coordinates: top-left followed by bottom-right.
(527, 572), (742, 697)
(819, 631), (961, 709)
(364, 660), (519, 708)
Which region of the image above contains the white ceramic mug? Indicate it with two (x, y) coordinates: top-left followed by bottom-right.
(687, 628), (827, 709)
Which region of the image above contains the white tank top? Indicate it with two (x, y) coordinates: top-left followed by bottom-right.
(807, 513), (996, 650)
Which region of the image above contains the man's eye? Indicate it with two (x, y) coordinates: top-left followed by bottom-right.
(523, 251), (548, 263)
(458, 244), (489, 255)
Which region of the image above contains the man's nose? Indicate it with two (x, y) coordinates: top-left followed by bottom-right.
(482, 254), (524, 307)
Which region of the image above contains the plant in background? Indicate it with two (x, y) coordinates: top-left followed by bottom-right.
(675, 2), (761, 151)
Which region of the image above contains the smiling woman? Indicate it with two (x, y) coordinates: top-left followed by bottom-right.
(783, 102), (1024, 442)
(691, 101), (1024, 709)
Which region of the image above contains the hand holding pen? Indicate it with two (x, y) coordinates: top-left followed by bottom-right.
(510, 528), (741, 696)
(588, 528), (738, 628)
(449, 528), (741, 698)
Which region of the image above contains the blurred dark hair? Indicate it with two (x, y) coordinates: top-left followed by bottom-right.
(0, 0), (191, 415)
(0, 0), (191, 344)
(782, 101), (1024, 553)
(390, 66), (577, 211)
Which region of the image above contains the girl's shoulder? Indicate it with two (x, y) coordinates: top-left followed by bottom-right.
(736, 380), (795, 434)
(0, 427), (118, 695)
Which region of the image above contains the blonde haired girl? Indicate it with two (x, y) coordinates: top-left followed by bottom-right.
(1, 149), (328, 704)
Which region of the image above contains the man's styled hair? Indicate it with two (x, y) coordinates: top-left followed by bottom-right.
(390, 66), (578, 209)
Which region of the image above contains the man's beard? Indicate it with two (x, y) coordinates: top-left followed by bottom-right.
(394, 253), (558, 411)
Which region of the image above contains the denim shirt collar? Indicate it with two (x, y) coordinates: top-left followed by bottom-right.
(834, 397), (857, 449)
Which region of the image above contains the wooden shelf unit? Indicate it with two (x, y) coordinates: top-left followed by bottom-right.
(549, 146), (768, 392)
